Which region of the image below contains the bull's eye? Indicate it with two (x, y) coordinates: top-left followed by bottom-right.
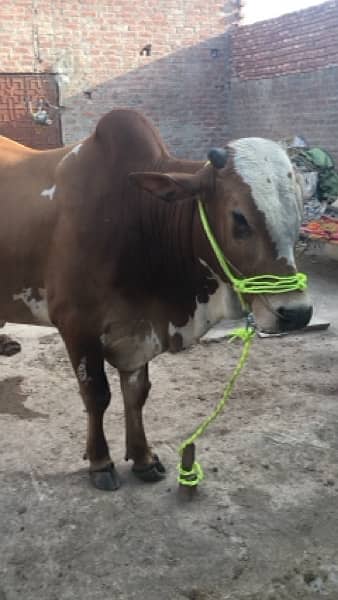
(232, 210), (251, 239)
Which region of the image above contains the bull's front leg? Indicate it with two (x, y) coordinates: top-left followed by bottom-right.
(59, 328), (120, 491)
(119, 364), (166, 482)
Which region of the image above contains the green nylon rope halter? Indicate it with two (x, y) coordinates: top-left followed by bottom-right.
(178, 200), (308, 488)
(198, 200), (307, 296)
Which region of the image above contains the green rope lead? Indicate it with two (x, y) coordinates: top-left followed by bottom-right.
(178, 326), (255, 487)
(178, 200), (309, 488)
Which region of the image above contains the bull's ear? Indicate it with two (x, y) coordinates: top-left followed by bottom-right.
(129, 171), (203, 202)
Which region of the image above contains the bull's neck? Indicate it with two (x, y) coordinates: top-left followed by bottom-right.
(132, 157), (219, 307)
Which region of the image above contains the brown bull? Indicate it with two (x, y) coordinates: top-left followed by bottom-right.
(0, 109), (312, 490)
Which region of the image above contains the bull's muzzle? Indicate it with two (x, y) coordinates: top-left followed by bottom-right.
(277, 304), (313, 331)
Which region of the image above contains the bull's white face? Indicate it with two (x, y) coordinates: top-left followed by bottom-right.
(230, 137), (303, 268)
(214, 137), (312, 332)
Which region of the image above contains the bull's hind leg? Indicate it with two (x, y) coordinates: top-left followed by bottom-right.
(119, 364), (166, 482)
(60, 329), (120, 491)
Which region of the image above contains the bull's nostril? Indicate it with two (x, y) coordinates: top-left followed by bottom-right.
(278, 305), (313, 332)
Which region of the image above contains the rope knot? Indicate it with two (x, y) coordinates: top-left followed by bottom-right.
(229, 326), (255, 343)
(177, 461), (204, 487)
(296, 272), (308, 290)
(233, 279), (247, 294)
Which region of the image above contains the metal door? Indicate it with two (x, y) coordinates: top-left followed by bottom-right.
(0, 73), (62, 149)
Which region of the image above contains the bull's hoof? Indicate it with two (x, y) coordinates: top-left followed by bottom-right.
(132, 454), (166, 483)
(0, 335), (21, 357)
(90, 463), (121, 491)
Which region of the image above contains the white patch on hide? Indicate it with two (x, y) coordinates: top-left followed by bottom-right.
(13, 288), (51, 325)
(40, 184), (56, 200)
(168, 272), (242, 349)
(230, 137), (302, 266)
(60, 143), (83, 165)
(77, 357), (89, 383)
(101, 324), (163, 371)
(71, 143), (82, 155)
(128, 369), (141, 385)
(144, 328), (162, 355)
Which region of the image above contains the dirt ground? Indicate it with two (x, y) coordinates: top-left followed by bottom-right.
(0, 252), (338, 600)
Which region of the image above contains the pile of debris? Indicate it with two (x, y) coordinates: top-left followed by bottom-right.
(280, 136), (338, 244)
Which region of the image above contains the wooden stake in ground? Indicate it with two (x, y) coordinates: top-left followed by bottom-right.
(179, 443), (197, 499)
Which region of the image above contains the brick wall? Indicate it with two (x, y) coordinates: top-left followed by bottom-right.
(229, 1), (338, 164)
(229, 68), (338, 159)
(4, 1), (337, 163)
(0, 0), (240, 158)
(232, 0), (338, 79)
